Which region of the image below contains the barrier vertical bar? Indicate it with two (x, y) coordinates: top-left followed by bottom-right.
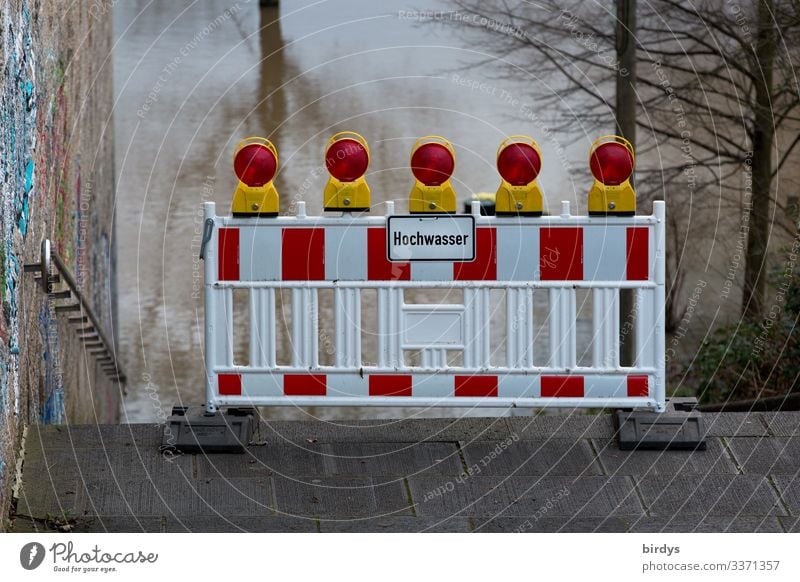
(653, 200), (667, 411)
(266, 289), (277, 367)
(470, 196), (492, 368)
(222, 289), (234, 366)
(464, 288), (490, 368)
(506, 288), (534, 368)
(634, 288), (654, 367)
(249, 292), (260, 367)
(250, 288), (276, 368)
(378, 287), (403, 367)
(335, 287), (361, 367)
(592, 288), (620, 368)
(292, 288), (319, 367)
(549, 288), (576, 369)
(204, 202), (218, 413)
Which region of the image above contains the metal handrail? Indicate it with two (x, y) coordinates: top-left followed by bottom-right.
(24, 239), (126, 384)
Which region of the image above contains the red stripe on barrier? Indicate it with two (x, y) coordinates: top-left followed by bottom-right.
(455, 375), (498, 397)
(454, 227), (496, 280)
(367, 228), (410, 280)
(218, 373), (242, 396)
(369, 374), (413, 397)
(541, 375), (584, 397)
(284, 374), (327, 396)
(627, 375), (649, 397)
(282, 228), (325, 280)
(626, 227), (649, 280)
(540, 227), (583, 280)
(218, 228), (240, 281)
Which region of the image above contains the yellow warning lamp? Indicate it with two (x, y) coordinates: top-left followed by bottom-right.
(231, 137), (279, 217)
(408, 136), (457, 214)
(494, 136), (543, 216)
(323, 132), (371, 212)
(587, 135), (636, 216)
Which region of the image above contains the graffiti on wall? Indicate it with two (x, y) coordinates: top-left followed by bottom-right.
(0, 1), (38, 491)
(0, 0), (118, 525)
(37, 302), (63, 424)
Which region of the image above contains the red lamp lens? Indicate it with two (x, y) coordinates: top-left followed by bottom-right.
(497, 143), (541, 186)
(411, 143), (455, 186)
(326, 139), (369, 182)
(590, 142), (634, 186)
(234, 143), (277, 187)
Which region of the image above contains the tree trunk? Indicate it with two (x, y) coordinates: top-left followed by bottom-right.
(742, 0), (776, 319)
(616, 0), (637, 365)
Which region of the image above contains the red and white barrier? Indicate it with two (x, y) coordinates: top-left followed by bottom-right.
(202, 199), (666, 413)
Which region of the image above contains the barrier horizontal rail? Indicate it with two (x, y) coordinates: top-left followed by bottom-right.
(201, 199), (666, 414)
(213, 281), (659, 289)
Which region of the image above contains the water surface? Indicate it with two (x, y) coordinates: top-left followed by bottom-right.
(113, 0), (591, 422)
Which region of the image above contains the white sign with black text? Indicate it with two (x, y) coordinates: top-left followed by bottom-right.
(387, 215), (475, 262)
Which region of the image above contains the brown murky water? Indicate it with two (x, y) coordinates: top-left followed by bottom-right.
(113, 0), (591, 422)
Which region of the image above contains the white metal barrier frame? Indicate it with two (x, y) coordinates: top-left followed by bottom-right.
(202, 199), (666, 413)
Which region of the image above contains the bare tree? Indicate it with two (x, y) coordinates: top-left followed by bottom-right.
(616, 0), (638, 362)
(432, 0), (800, 320)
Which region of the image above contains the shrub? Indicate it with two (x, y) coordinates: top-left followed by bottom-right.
(689, 248), (800, 404)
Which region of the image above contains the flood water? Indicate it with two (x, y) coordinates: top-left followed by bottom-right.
(113, 0), (593, 423)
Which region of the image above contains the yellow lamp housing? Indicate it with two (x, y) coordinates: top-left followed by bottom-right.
(231, 137), (280, 217)
(587, 135), (636, 216)
(494, 135), (544, 216)
(323, 132), (371, 212)
(408, 136), (457, 214)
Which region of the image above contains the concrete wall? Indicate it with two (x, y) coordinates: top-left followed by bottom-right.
(0, 0), (119, 527)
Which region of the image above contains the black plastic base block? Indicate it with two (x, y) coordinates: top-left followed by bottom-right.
(615, 400), (706, 451)
(161, 406), (255, 454)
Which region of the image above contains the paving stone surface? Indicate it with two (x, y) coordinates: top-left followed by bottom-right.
(11, 413), (800, 532)
(627, 516), (784, 533)
(322, 442), (463, 477)
(24, 446), (193, 484)
(778, 516), (800, 532)
(702, 413), (769, 437)
(164, 516), (318, 533)
(195, 443), (326, 478)
(474, 516), (631, 532)
(637, 475), (785, 517)
(318, 516), (472, 532)
(461, 439), (602, 476)
(408, 475), (644, 518)
(726, 437), (800, 475)
(29, 424), (163, 450)
(593, 437), (737, 476)
(257, 417), (512, 444)
(762, 412), (800, 437)
(772, 474), (800, 515)
(272, 475), (413, 518)
(78, 477), (275, 518)
(11, 516), (164, 533)
(507, 414), (616, 439)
